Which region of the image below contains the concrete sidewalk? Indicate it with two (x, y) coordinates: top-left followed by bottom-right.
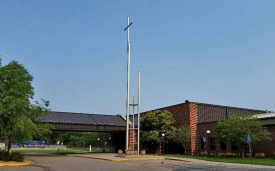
(69, 153), (275, 169)
(164, 156), (275, 170)
(70, 153), (165, 161)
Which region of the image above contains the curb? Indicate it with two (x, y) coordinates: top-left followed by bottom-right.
(0, 160), (31, 166)
(165, 158), (191, 162)
(73, 155), (165, 162)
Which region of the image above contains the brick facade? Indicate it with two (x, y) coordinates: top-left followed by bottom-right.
(128, 124), (137, 150)
(197, 122), (219, 155)
(253, 125), (275, 157)
(137, 101), (275, 157)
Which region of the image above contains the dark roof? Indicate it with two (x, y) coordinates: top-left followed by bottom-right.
(142, 100), (271, 114)
(193, 101), (271, 113)
(42, 112), (126, 126)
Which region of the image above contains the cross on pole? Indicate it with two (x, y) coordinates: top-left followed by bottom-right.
(124, 17), (133, 151)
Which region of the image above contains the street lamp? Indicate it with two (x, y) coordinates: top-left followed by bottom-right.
(162, 133), (165, 154)
(109, 137), (112, 152)
(206, 130), (210, 155)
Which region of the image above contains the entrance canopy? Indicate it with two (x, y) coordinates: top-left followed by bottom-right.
(42, 112), (127, 132)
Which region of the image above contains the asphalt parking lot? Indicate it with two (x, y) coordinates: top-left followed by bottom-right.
(1, 155), (275, 171)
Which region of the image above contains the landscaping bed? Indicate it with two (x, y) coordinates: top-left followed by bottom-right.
(0, 150), (24, 162)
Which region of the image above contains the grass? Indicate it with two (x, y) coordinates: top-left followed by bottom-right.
(154, 154), (275, 166)
(12, 147), (111, 155)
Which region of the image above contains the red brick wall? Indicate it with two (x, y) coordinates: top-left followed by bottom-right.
(253, 125), (275, 158)
(196, 123), (275, 157)
(154, 103), (191, 126)
(197, 122), (242, 155)
(197, 123), (220, 154)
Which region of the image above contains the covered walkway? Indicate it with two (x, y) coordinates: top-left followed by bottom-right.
(42, 112), (127, 132)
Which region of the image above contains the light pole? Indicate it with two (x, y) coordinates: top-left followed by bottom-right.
(206, 130), (210, 155)
(162, 133), (165, 154)
(109, 137), (112, 152)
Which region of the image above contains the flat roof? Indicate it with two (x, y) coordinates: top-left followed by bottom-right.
(254, 113), (275, 119)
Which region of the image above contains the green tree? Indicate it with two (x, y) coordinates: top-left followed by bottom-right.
(216, 113), (271, 157)
(54, 132), (111, 148)
(140, 110), (177, 153)
(172, 125), (192, 155)
(0, 59), (52, 153)
(47, 131), (63, 145)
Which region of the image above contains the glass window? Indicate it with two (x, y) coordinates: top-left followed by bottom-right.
(231, 144), (238, 151)
(220, 142), (226, 150)
(210, 138), (216, 150)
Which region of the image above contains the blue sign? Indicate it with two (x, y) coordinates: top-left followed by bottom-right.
(247, 135), (251, 144)
(203, 137), (206, 143)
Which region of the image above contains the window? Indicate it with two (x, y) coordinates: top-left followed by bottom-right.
(220, 142), (226, 150)
(210, 138), (216, 150)
(201, 138), (205, 150)
(231, 144), (238, 151)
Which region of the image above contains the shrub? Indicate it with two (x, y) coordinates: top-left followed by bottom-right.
(223, 152), (238, 157)
(272, 151), (275, 159)
(10, 152), (24, 162)
(3, 152), (10, 162)
(0, 150), (24, 162)
(216, 152), (225, 157)
(255, 153), (265, 158)
(0, 150), (5, 160)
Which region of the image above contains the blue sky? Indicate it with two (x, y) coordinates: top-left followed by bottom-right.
(1, 1), (275, 114)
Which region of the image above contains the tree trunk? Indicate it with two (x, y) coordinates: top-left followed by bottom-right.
(5, 141), (8, 152)
(242, 146), (245, 158)
(5, 140), (12, 154)
(183, 144), (186, 155)
(239, 146), (241, 157)
(158, 142), (162, 154)
(240, 145), (245, 158)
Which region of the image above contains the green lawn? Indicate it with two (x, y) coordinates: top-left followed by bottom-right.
(13, 147), (111, 155)
(154, 154), (275, 166)
(69, 147), (111, 153)
(13, 149), (77, 155)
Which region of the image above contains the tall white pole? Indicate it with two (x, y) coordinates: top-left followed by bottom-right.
(124, 17), (133, 152)
(138, 70), (140, 155)
(126, 17), (131, 151)
(133, 96), (135, 150)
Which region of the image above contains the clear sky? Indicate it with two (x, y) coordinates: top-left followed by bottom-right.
(1, 1), (275, 114)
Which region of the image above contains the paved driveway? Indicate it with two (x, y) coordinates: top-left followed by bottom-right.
(1, 155), (275, 171)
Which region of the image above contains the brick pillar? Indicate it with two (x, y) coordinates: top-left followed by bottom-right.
(128, 124), (137, 150)
(189, 103), (198, 155)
